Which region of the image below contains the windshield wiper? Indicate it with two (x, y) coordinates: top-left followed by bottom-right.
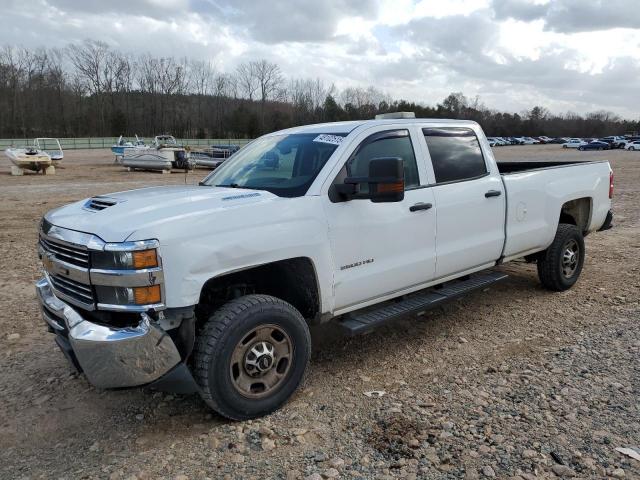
(215, 183), (258, 190)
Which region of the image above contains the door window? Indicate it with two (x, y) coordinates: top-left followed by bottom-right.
(345, 130), (420, 191)
(423, 128), (487, 184)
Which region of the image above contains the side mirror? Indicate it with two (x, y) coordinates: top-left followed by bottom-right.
(335, 157), (405, 203)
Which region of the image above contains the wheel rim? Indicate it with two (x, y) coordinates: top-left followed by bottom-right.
(561, 239), (580, 279)
(230, 324), (293, 398)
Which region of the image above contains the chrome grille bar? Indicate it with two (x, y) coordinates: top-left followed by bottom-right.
(40, 237), (89, 268)
(50, 275), (94, 304)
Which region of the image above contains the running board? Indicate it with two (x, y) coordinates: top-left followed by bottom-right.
(338, 271), (508, 335)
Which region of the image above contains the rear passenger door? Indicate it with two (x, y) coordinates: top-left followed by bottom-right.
(422, 127), (505, 278)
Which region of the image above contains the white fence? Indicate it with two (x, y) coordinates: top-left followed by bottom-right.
(0, 137), (252, 150)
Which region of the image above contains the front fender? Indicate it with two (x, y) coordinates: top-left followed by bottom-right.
(131, 196), (335, 314)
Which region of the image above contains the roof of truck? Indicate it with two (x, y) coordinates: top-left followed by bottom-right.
(268, 118), (479, 136)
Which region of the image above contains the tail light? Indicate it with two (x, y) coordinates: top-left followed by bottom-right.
(609, 171), (614, 199)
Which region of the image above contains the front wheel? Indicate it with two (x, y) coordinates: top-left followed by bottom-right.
(537, 224), (585, 291)
(578, 146), (584, 151)
(193, 294), (311, 420)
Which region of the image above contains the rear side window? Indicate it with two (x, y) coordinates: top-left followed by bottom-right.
(423, 128), (487, 184)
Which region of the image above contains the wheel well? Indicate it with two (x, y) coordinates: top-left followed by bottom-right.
(559, 198), (591, 234)
(197, 258), (320, 322)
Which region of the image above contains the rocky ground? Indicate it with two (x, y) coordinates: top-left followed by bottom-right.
(0, 146), (638, 479)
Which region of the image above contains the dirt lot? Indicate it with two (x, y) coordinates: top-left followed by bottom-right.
(1, 146), (638, 479)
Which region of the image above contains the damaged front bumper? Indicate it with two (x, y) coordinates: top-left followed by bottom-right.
(36, 277), (194, 391)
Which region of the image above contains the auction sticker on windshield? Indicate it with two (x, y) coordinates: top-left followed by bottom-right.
(313, 134), (344, 145)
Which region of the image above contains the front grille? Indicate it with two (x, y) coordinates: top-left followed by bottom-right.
(40, 237), (89, 268)
(50, 274), (95, 306)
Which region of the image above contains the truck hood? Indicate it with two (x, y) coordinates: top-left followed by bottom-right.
(45, 185), (277, 242)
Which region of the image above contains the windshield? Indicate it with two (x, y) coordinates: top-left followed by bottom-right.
(201, 133), (345, 197)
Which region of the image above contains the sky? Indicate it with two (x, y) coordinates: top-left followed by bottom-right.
(2, 0), (640, 119)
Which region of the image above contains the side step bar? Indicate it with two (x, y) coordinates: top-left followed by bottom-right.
(338, 271), (508, 335)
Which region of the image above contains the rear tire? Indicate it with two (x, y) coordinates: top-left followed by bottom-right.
(537, 224), (585, 291)
(193, 294), (311, 420)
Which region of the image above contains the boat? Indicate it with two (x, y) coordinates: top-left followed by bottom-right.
(35, 138), (64, 166)
(191, 144), (241, 169)
(5, 145), (53, 175)
(111, 135), (145, 161)
(122, 135), (193, 172)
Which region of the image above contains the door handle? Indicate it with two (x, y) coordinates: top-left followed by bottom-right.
(410, 202), (433, 212)
(485, 190), (502, 198)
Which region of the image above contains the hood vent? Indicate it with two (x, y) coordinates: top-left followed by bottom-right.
(83, 196), (120, 211)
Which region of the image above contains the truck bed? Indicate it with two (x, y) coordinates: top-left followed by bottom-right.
(498, 159), (611, 261)
(497, 160), (591, 174)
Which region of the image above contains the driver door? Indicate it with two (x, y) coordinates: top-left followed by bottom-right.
(322, 127), (437, 312)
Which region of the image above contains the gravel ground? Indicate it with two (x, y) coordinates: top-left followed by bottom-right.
(0, 145), (638, 479)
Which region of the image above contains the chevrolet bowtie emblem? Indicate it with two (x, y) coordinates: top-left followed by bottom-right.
(42, 252), (55, 271)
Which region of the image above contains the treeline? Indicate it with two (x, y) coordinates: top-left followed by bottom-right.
(0, 41), (638, 139)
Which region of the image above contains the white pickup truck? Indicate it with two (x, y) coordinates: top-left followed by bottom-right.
(36, 115), (614, 420)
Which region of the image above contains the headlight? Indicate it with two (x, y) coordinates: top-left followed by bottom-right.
(92, 249), (158, 270)
(95, 285), (162, 306)
(88, 239), (164, 311)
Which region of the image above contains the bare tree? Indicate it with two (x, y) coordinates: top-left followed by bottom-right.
(67, 40), (112, 133)
(235, 62), (258, 101)
(251, 59), (282, 131)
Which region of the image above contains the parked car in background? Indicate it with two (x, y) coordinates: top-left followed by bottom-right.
(562, 138), (586, 149)
(578, 141), (610, 151)
(600, 136), (626, 149)
(524, 137), (540, 144)
(487, 137), (508, 146)
(537, 136), (553, 144)
(625, 140), (640, 151)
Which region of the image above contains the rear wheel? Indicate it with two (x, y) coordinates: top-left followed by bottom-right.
(193, 294), (311, 420)
(537, 224), (585, 291)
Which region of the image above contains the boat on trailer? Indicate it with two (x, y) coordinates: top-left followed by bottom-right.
(191, 144), (241, 169)
(35, 138), (64, 166)
(122, 135), (193, 172)
(111, 135), (145, 161)
(5, 145), (54, 175)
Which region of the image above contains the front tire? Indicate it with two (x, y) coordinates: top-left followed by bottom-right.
(537, 224), (585, 291)
(193, 294), (311, 420)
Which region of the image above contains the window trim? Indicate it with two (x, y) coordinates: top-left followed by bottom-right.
(422, 127), (489, 186)
(344, 128), (421, 192)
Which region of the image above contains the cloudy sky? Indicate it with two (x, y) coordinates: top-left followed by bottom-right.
(3, 0), (640, 118)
